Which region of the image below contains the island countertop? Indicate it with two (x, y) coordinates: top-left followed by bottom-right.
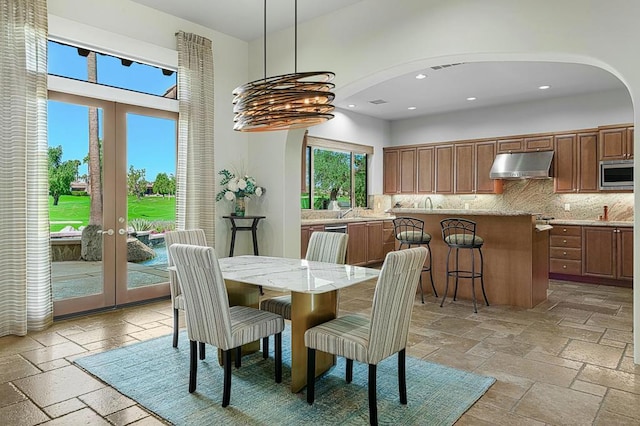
(390, 208), (534, 217)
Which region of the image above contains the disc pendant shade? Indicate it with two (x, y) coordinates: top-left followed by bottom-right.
(232, 1), (335, 132)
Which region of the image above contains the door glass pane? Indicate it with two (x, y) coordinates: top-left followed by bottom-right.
(125, 113), (176, 289)
(48, 100), (105, 301)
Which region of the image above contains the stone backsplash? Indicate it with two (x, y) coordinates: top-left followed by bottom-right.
(377, 179), (633, 221)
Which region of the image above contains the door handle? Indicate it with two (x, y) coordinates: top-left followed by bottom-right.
(97, 229), (115, 236)
(118, 229), (126, 235)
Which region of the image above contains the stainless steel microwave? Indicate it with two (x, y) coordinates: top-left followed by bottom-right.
(600, 160), (633, 190)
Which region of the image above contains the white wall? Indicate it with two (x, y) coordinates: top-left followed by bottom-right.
(390, 89), (633, 146)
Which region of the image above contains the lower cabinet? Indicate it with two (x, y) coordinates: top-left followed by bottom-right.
(583, 226), (633, 281)
(383, 220), (396, 259)
(549, 225), (582, 275)
(549, 224), (633, 285)
(347, 221), (386, 266)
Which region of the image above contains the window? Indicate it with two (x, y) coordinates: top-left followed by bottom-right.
(48, 40), (177, 98)
(301, 137), (372, 209)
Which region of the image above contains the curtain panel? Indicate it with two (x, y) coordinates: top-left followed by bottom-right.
(175, 31), (216, 245)
(0, 0), (52, 336)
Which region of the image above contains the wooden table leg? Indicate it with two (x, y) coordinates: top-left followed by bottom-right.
(290, 290), (338, 393)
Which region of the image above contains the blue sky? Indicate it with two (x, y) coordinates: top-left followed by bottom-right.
(47, 41), (177, 180)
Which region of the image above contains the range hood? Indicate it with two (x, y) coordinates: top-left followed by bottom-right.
(489, 151), (554, 179)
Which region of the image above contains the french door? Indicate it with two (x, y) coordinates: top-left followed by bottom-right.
(49, 92), (177, 316)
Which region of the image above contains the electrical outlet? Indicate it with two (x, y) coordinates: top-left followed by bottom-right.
(564, 203), (571, 211)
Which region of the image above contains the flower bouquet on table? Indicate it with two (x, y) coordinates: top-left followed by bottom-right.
(215, 169), (265, 217)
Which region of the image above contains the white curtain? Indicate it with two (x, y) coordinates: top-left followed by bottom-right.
(0, 0), (52, 336)
(175, 31), (216, 245)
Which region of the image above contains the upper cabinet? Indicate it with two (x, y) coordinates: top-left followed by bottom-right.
(435, 144), (454, 194)
(554, 131), (598, 193)
(416, 146), (435, 193)
(383, 147), (416, 194)
(599, 124), (634, 160)
(454, 143), (475, 194)
(497, 135), (553, 154)
(475, 140), (503, 194)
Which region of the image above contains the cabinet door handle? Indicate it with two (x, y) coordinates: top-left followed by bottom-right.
(563, 239), (567, 243)
(563, 228), (567, 232)
(563, 265), (567, 269)
(563, 251), (567, 255)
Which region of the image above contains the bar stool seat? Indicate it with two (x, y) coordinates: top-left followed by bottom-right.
(440, 218), (489, 313)
(392, 217), (437, 303)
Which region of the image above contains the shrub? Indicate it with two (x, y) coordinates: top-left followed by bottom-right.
(71, 190), (88, 196)
(129, 218), (153, 231)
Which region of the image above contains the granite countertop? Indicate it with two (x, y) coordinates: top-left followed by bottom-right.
(301, 216), (394, 225)
(390, 208), (533, 216)
(548, 219), (634, 227)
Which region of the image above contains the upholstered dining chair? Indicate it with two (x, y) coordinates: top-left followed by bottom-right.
(170, 243), (284, 407)
(304, 247), (427, 426)
(165, 229), (208, 348)
(259, 231), (348, 320)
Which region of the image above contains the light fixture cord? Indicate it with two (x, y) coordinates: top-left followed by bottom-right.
(263, 0), (267, 81)
(294, 0), (298, 74)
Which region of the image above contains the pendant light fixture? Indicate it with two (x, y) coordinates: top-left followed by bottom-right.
(232, 0), (335, 132)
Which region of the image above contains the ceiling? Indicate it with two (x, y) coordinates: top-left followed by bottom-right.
(131, 0), (628, 122)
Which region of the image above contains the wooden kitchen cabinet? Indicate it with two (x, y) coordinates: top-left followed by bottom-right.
(582, 226), (633, 281)
(366, 221), (385, 264)
(383, 147), (416, 194)
(417, 146), (435, 193)
(347, 222), (367, 266)
(554, 131), (598, 193)
(435, 144), (454, 194)
(475, 140), (502, 194)
(496, 138), (524, 154)
(549, 225), (582, 275)
(524, 135), (554, 152)
(599, 124), (634, 160)
(300, 224), (326, 258)
(454, 143), (475, 194)
(383, 220), (396, 258)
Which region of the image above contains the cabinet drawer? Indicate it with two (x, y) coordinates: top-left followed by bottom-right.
(550, 225), (581, 237)
(550, 259), (582, 275)
(550, 235), (582, 248)
(550, 247), (581, 260)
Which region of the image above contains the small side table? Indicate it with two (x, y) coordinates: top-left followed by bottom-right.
(223, 215), (266, 257)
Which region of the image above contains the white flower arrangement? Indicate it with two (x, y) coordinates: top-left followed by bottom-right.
(215, 169), (265, 202)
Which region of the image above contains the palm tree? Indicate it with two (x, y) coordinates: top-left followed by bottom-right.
(81, 51), (104, 261)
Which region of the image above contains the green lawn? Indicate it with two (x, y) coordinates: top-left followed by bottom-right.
(49, 195), (175, 232)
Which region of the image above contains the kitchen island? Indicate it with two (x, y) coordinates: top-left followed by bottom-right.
(391, 208), (549, 309)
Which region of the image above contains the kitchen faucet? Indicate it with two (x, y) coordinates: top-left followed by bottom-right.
(424, 196), (433, 210)
(338, 208), (354, 219)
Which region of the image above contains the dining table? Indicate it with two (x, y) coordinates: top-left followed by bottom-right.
(218, 255), (380, 392)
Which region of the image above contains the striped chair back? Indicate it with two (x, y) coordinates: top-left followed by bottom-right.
(367, 247), (427, 364)
(306, 231), (349, 264)
(169, 244), (234, 350)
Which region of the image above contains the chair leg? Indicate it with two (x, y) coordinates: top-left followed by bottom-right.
(172, 308), (179, 348)
(398, 349), (407, 404)
(235, 347), (242, 369)
(275, 332), (282, 383)
(199, 342), (205, 360)
(471, 247), (478, 313)
(427, 245), (437, 298)
(222, 349), (232, 407)
(346, 359), (353, 383)
(418, 275), (425, 304)
(368, 364), (378, 426)
(479, 248), (489, 306)
(188, 340), (197, 393)
(262, 336), (269, 359)
(453, 248), (460, 301)
(440, 247), (452, 307)
(306, 348), (316, 404)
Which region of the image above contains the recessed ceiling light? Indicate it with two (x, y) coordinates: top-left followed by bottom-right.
(538, 85), (551, 90)
(347, 104), (356, 108)
(466, 97), (477, 101)
(415, 73), (427, 79)
(407, 106), (417, 110)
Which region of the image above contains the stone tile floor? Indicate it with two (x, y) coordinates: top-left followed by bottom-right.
(0, 279), (636, 425)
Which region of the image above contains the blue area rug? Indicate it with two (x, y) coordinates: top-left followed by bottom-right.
(76, 330), (494, 425)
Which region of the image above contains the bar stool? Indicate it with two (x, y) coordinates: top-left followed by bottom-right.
(392, 217), (437, 303)
(440, 218), (489, 313)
